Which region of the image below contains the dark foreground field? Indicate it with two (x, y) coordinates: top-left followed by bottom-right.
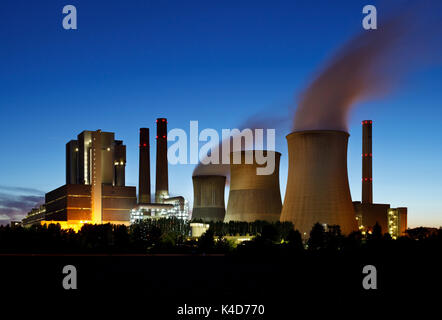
(0, 249), (440, 317)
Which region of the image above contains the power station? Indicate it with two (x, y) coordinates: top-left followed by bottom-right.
(193, 120), (408, 238)
(22, 117), (407, 238)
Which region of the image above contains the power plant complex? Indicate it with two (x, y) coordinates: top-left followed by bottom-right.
(22, 117), (407, 239)
(22, 118), (189, 231)
(192, 121), (408, 239)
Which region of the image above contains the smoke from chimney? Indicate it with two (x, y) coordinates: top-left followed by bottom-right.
(192, 113), (289, 179)
(293, 2), (442, 132)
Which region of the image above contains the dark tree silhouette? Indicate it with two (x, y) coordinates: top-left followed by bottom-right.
(286, 229), (303, 250)
(308, 223), (326, 250)
(198, 228), (215, 252)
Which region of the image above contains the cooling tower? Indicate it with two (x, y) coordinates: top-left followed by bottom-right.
(155, 118), (169, 203)
(192, 175), (226, 222)
(362, 120), (373, 203)
(138, 128), (151, 204)
(225, 150), (282, 222)
(280, 130), (357, 235)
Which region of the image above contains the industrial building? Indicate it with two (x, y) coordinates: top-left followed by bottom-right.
(130, 118), (189, 222)
(21, 120), (189, 229)
(353, 120), (408, 237)
(22, 130), (137, 230)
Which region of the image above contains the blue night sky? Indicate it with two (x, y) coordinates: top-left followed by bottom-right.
(0, 0), (441, 227)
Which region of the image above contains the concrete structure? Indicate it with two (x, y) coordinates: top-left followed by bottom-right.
(138, 128), (151, 204)
(155, 118), (169, 203)
(192, 175), (226, 222)
(362, 120), (373, 203)
(280, 130), (357, 236)
(225, 150), (282, 222)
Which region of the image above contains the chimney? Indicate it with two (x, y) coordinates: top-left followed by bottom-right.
(138, 128), (151, 204)
(362, 120), (373, 203)
(155, 118), (169, 203)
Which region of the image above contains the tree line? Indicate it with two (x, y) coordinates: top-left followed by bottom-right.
(0, 219), (441, 254)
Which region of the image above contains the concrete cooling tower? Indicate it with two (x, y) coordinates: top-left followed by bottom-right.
(280, 130), (357, 236)
(225, 150), (282, 222)
(192, 175), (226, 222)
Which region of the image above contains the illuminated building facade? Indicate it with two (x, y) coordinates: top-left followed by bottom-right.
(23, 130), (136, 230)
(130, 197), (190, 223)
(22, 205), (46, 226)
(388, 207), (408, 239)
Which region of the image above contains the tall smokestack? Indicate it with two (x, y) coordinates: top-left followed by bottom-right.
(155, 118), (169, 203)
(362, 120), (373, 203)
(225, 151), (282, 222)
(139, 128), (151, 204)
(280, 130), (357, 236)
(192, 175), (226, 222)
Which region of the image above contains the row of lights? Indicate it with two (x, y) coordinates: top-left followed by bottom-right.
(75, 147), (113, 151)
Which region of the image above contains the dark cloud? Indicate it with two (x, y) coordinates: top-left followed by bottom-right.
(0, 189), (45, 225)
(0, 185), (45, 195)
